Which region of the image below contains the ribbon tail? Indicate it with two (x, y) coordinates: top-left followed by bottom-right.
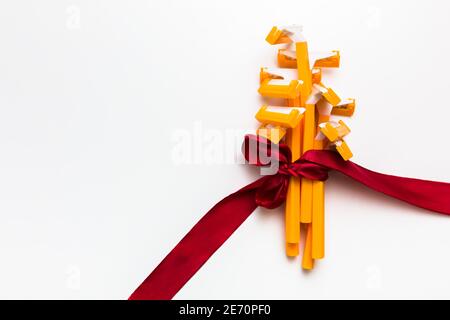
(303, 150), (450, 215)
(128, 179), (265, 300)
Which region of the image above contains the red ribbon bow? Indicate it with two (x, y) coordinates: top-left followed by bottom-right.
(129, 135), (450, 300)
(243, 134), (329, 209)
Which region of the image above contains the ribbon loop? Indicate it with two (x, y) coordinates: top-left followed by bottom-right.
(254, 175), (289, 209)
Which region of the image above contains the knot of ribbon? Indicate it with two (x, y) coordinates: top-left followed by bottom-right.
(242, 134), (329, 209)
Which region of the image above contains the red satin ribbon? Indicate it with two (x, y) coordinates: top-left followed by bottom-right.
(129, 135), (450, 300)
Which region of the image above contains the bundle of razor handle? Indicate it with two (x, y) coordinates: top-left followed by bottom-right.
(256, 26), (356, 269)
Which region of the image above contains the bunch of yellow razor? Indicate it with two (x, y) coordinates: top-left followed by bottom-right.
(256, 25), (355, 269)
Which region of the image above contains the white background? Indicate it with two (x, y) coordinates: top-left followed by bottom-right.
(1, 0), (450, 299)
